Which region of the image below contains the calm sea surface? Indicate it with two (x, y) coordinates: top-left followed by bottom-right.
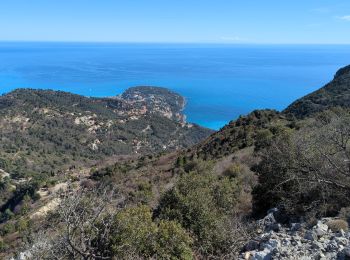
(1, 42), (350, 129)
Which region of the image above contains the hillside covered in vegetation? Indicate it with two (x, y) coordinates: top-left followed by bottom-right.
(284, 64), (350, 118)
(0, 87), (212, 179)
(1, 65), (350, 259)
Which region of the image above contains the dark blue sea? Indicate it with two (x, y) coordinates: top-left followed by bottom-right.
(1, 42), (350, 129)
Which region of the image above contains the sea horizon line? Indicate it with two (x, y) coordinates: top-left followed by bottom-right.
(0, 40), (350, 46)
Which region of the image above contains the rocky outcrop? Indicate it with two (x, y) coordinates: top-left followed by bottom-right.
(118, 86), (187, 124)
(241, 209), (350, 260)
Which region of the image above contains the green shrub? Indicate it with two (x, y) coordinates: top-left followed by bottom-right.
(157, 163), (241, 256)
(254, 129), (273, 151)
(1, 222), (15, 235)
(223, 163), (242, 178)
(130, 181), (154, 204)
(110, 205), (157, 258)
(0, 237), (7, 252)
(156, 220), (193, 260)
(3, 209), (14, 221)
(16, 217), (30, 233)
(110, 205), (193, 259)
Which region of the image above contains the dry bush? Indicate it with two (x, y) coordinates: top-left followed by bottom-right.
(338, 207), (350, 224)
(326, 219), (349, 232)
(253, 109), (350, 218)
(21, 185), (122, 260)
(197, 216), (258, 260)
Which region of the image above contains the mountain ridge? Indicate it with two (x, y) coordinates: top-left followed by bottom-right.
(284, 65), (350, 118)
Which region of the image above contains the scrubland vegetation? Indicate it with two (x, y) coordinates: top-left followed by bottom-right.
(1, 65), (350, 259)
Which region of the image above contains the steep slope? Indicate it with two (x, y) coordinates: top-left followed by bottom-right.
(191, 64), (350, 162)
(284, 65), (350, 118)
(0, 87), (213, 178)
(187, 109), (285, 160)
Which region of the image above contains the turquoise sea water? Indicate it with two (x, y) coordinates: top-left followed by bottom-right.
(1, 42), (350, 130)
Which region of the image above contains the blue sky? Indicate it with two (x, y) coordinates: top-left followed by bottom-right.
(1, 0), (350, 43)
